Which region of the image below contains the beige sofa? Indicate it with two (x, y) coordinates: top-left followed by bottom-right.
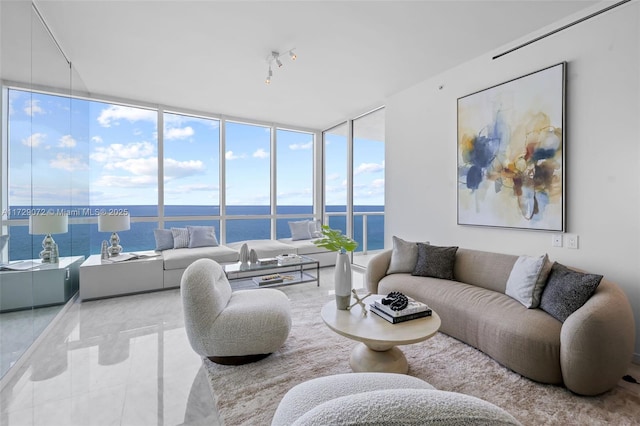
(365, 247), (636, 396)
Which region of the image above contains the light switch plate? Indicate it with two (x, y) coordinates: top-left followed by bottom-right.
(567, 234), (579, 249)
(551, 234), (563, 247)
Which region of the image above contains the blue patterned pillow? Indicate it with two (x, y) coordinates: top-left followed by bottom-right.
(153, 229), (173, 251)
(411, 243), (458, 280)
(171, 227), (190, 249)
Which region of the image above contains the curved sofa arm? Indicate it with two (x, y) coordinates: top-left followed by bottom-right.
(365, 250), (392, 294)
(560, 279), (636, 396)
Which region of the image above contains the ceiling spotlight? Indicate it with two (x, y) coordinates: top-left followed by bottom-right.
(265, 66), (273, 84)
(272, 51), (283, 68)
(264, 48), (297, 84)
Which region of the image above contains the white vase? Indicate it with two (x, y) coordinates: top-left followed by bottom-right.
(334, 251), (352, 310)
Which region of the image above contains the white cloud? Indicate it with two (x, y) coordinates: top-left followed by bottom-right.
(253, 148), (269, 159)
(354, 161), (385, 175)
(371, 178), (385, 188)
(22, 133), (46, 148)
(164, 183), (219, 193)
(58, 135), (77, 148)
(94, 174), (157, 188)
(326, 173), (341, 182)
(289, 141), (313, 150)
(165, 126), (195, 140)
(91, 136), (104, 144)
(105, 157), (158, 176)
(97, 105), (156, 127)
(50, 153), (89, 172)
(90, 141), (155, 163)
(164, 158), (205, 179)
(24, 99), (45, 116)
(225, 150), (245, 160)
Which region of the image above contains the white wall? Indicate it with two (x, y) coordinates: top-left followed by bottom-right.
(385, 2), (640, 361)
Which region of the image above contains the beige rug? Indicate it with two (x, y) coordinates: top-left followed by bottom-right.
(204, 287), (640, 426)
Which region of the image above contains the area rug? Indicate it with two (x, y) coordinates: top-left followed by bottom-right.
(204, 287), (640, 425)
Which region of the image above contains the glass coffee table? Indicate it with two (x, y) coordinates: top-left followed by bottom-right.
(321, 294), (441, 374)
(223, 255), (320, 289)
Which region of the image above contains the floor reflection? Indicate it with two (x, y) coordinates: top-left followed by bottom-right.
(0, 305), (63, 378)
(0, 289), (220, 426)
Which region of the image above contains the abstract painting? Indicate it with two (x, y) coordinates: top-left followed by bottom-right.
(457, 63), (565, 231)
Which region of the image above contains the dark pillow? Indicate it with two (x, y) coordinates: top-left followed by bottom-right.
(411, 243), (458, 280)
(539, 262), (603, 323)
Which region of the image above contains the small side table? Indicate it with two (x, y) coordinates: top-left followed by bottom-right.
(0, 256), (84, 312)
(79, 254), (164, 301)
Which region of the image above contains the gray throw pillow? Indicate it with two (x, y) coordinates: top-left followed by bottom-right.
(153, 229), (173, 251)
(289, 220), (312, 241)
(539, 262), (603, 323)
(412, 243), (458, 280)
(171, 227), (190, 249)
(386, 236), (421, 274)
(187, 225), (219, 248)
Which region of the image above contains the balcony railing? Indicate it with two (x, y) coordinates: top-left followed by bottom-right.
(325, 211), (384, 255)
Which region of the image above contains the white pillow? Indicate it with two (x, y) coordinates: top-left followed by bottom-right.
(386, 236), (425, 274)
(187, 225), (219, 248)
(308, 220), (323, 238)
(289, 220), (312, 241)
(505, 254), (553, 308)
(171, 227), (190, 249)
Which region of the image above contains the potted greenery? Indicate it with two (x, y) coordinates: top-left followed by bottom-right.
(314, 225), (358, 310)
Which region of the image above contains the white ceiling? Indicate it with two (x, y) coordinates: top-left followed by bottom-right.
(9, 1), (600, 130)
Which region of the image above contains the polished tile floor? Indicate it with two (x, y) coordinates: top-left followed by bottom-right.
(0, 267), (355, 426)
(2, 265), (638, 426)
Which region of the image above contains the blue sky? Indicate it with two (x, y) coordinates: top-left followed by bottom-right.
(8, 89), (384, 207)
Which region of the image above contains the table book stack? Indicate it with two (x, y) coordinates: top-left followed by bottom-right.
(370, 297), (432, 324)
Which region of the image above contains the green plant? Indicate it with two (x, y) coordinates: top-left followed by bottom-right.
(313, 225), (358, 254)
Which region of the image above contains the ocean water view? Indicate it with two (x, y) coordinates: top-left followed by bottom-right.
(4, 205), (384, 261)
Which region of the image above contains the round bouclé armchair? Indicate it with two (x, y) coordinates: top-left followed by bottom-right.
(181, 258), (292, 365)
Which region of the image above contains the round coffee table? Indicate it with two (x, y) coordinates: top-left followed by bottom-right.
(320, 294), (441, 374)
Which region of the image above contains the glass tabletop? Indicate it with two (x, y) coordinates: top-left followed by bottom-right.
(223, 255), (318, 274)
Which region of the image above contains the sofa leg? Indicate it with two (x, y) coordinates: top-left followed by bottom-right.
(208, 353), (271, 365)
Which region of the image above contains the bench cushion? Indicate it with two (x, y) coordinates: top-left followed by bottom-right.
(227, 240), (296, 258)
(277, 238), (331, 256)
(162, 246), (239, 270)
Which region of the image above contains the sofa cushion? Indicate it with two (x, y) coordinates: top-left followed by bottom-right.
(412, 243), (458, 280)
(278, 238), (330, 256)
(153, 229), (174, 251)
(387, 236), (421, 274)
(505, 254), (552, 308)
(187, 225), (219, 248)
(171, 227), (190, 249)
(162, 246), (239, 270)
(540, 262), (603, 323)
(227, 239), (296, 259)
(454, 248), (518, 294)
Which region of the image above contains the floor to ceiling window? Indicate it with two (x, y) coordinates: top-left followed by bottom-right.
(353, 107), (385, 253)
(162, 111), (221, 239)
(276, 128), (315, 239)
(224, 121), (272, 243)
(322, 107), (385, 254)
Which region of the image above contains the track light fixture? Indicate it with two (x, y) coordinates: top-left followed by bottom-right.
(265, 66), (273, 84)
(265, 49), (297, 84)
